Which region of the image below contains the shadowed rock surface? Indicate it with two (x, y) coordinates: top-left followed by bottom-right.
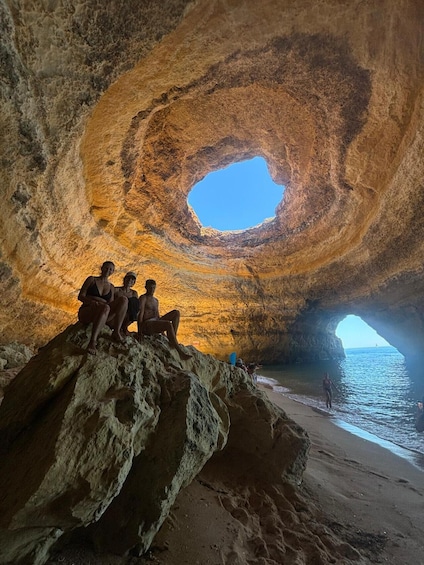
(0, 325), (314, 564)
(1, 0), (424, 364)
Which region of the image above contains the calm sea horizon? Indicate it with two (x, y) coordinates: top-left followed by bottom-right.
(258, 346), (424, 471)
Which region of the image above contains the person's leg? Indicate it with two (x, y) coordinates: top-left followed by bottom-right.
(161, 310), (180, 335)
(143, 320), (179, 347)
(142, 319), (191, 359)
(107, 296), (128, 341)
(126, 297), (140, 334)
(79, 303), (110, 354)
(121, 314), (131, 335)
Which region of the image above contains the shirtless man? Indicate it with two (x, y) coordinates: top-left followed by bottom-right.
(322, 372), (334, 409)
(137, 279), (191, 359)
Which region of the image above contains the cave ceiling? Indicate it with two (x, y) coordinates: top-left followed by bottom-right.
(1, 0), (424, 363)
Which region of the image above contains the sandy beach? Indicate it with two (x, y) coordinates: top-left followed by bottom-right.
(46, 383), (424, 565)
(265, 387), (424, 564)
(146, 386), (424, 565)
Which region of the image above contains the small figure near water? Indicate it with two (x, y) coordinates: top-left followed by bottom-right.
(415, 397), (424, 432)
(235, 358), (247, 371)
(322, 372), (335, 409)
(247, 362), (261, 385)
(115, 271), (139, 335)
(137, 279), (192, 360)
(78, 261), (128, 355)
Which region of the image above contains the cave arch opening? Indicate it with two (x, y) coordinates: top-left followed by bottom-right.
(335, 315), (394, 351)
(187, 156), (284, 231)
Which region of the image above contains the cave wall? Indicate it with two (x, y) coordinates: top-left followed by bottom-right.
(1, 0), (424, 364)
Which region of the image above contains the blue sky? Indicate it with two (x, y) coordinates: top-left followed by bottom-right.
(336, 315), (389, 349)
(188, 157), (283, 230)
(188, 157), (391, 349)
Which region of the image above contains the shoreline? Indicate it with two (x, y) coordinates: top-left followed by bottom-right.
(258, 376), (424, 472)
(261, 383), (424, 477)
(45, 378), (424, 564)
(332, 417), (424, 471)
(261, 384), (424, 564)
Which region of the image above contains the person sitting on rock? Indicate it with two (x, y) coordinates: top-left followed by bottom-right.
(115, 271), (139, 335)
(235, 358), (247, 371)
(78, 261), (128, 355)
(247, 362), (260, 384)
(137, 279), (191, 360)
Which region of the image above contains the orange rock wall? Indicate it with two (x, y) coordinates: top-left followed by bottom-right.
(1, 0), (424, 363)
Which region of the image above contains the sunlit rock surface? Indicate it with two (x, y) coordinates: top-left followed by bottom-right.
(0, 325), (310, 563)
(1, 0), (424, 363)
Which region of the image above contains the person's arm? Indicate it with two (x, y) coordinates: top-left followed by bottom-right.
(137, 295), (147, 336)
(154, 297), (160, 318)
(109, 284), (116, 303)
(78, 277), (106, 305)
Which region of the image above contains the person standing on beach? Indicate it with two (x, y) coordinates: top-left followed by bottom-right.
(322, 372), (334, 409)
(137, 279), (192, 360)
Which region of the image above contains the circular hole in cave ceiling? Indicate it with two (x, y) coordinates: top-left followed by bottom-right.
(188, 157), (285, 232)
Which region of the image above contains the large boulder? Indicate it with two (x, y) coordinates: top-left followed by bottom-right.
(0, 324), (309, 564)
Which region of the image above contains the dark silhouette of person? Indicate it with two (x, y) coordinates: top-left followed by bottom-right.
(78, 261), (128, 354)
(137, 279), (191, 360)
(322, 372), (334, 409)
(247, 362), (260, 384)
(115, 271), (139, 334)
(415, 397), (424, 432)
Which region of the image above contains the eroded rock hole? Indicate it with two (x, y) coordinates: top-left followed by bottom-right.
(188, 157), (284, 231)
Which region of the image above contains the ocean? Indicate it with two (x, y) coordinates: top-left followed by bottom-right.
(258, 346), (424, 471)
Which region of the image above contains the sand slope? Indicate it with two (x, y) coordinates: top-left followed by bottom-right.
(46, 386), (424, 564)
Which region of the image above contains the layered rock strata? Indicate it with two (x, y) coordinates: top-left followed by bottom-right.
(1, 0), (424, 364)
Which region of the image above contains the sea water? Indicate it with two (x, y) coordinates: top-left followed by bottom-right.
(258, 346), (424, 470)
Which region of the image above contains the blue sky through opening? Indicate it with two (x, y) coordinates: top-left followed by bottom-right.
(188, 156), (283, 231)
(188, 158), (391, 349)
(336, 315), (390, 349)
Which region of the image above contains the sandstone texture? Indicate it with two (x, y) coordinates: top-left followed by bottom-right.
(0, 325), (316, 564)
(1, 0), (424, 364)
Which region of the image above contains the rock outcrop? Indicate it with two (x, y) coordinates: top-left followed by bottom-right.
(0, 343), (33, 370)
(1, 0), (424, 365)
(0, 325), (310, 564)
